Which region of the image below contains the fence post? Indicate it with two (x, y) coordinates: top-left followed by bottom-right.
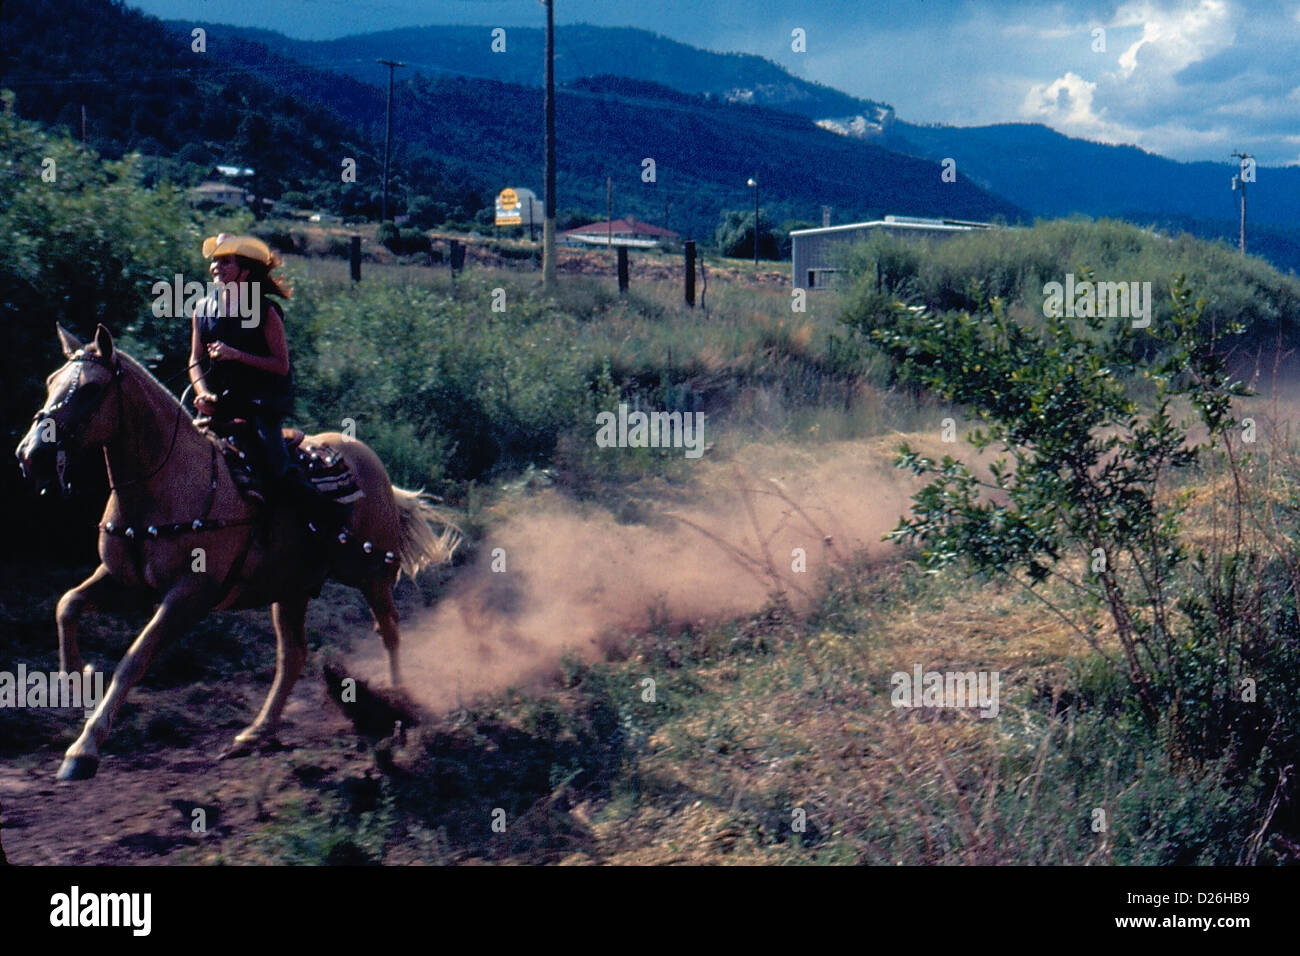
(684, 240), (696, 307)
(617, 245), (629, 294)
(349, 235), (361, 282)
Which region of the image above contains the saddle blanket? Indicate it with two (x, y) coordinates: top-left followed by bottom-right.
(203, 421), (365, 504)
(286, 430), (365, 503)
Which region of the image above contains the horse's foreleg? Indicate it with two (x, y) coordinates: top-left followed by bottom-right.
(56, 564), (120, 675)
(232, 595), (308, 749)
(362, 577), (403, 688)
(57, 581), (213, 781)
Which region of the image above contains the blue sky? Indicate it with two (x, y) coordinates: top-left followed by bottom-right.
(126, 0), (1300, 165)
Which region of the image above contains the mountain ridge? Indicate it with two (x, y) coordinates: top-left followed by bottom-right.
(178, 17), (1300, 269)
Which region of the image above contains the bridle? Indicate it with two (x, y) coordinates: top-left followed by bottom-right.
(30, 348), (194, 493)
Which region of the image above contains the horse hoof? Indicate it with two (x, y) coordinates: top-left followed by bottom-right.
(218, 739), (256, 760)
(56, 755), (99, 781)
(219, 734), (285, 760)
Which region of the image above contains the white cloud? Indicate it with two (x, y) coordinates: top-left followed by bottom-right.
(1001, 22), (1088, 40)
(1021, 71), (1145, 143)
(1016, 0), (1281, 156)
(1112, 0), (1232, 78)
(1024, 72), (1100, 125)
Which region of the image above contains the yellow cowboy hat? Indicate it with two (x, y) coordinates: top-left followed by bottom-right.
(201, 233), (280, 267)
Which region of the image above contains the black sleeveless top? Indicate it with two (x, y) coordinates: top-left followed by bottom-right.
(196, 291), (294, 417)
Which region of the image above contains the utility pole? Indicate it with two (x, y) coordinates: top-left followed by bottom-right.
(1231, 151), (1252, 254)
(747, 175), (759, 266)
(377, 58), (406, 223)
(607, 176), (613, 253)
(542, 0), (558, 289)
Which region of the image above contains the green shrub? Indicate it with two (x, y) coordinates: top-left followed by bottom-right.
(375, 221), (400, 249)
(838, 219), (1300, 350)
(847, 263), (1300, 803)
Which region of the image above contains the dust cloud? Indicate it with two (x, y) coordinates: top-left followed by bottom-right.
(344, 351), (1300, 714)
(348, 438), (927, 713)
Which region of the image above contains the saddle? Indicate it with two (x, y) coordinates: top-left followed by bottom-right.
(196, 416), (365, 509)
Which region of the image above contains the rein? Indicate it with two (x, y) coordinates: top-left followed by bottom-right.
(105, 357), (200, 492)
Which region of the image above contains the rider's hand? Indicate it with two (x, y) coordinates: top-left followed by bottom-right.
(195, 392), (218, 416)
(207, 341), (240, 363)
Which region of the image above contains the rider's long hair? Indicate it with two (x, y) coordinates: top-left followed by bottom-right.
(233, 254), (293, 300)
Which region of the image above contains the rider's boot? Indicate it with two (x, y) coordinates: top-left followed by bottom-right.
(276, 467), (350, 536)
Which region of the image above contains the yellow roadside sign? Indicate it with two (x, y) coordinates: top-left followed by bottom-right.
(495, 186), (541, 227)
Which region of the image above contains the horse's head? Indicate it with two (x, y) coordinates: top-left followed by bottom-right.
(15, 324), (125, 497)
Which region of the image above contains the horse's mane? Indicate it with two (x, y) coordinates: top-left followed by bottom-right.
(92, 344), (187, 413)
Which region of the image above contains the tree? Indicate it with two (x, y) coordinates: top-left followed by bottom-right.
(405, 196), (448, 229)
(713, 208), (780, 260)
(845, 272), (1248, 731)
(0, 97), (203, 556)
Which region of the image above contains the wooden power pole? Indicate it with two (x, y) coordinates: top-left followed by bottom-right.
(1232, 151), (1252, 254)
(378, 59), (406, 223)
(542, 0), (558, 289)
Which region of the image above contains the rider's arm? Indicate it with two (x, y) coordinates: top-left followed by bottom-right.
(226, 304), (290, 377)
(189, 312), (215, 398)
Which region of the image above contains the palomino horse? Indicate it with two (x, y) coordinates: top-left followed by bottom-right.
(14, 324), (459, 781)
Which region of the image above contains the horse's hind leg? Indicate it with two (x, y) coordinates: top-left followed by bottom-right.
(231, 594), (308, 750)
(56, 564), (120, 675)
(362, 576), (402, 688)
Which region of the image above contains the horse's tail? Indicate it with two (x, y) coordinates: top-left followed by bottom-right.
(390, 486), (462, 581)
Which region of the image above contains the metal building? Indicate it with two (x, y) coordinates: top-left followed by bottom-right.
(790, 215), (993, 290)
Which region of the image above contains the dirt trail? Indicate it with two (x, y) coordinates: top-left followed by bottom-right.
(0, 683), (373, 865)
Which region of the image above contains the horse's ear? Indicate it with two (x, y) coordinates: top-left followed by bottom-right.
(93, 324), (115, 361)
(56, 323), (81, 359)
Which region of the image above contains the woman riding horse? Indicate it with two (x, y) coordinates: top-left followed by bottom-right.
(189, 233), (297, 504)
(15, 323), (460, 780)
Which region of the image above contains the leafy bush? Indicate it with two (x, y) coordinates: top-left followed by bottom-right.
(0, 96), (203, 554)
(714, 208), (780, 260)
(839, 219), (1300, 350)
(375, 221), (400, 248)
(289, 278), (595, 487)
(847, 266), (1300, 787)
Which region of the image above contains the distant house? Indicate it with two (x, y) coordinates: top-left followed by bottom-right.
(209, 164), (255, 179)
(189, 180), (254, 208)
(560, 217), (680, 248)
(790, 215), (995, 290)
